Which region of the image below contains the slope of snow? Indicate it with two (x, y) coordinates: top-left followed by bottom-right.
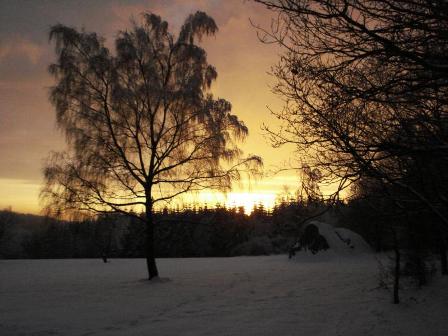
(1, 254), (447, 336)
(305, 221), (372, 253)
(334, 227), (372, 252)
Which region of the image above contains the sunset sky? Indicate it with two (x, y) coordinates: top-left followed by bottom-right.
(0, 0), (299, 214)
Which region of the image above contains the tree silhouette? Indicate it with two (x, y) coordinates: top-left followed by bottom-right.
(256, 0), (448, 302)
(42, 12), (261, 279)
(255, 0), (448, 236)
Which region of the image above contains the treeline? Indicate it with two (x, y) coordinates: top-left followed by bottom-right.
(2, 192), (445, 289)
(2, 193), (444, 259)
(0, 201), (318, 259)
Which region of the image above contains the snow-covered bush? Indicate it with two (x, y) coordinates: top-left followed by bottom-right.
(230, 236), (274, 256)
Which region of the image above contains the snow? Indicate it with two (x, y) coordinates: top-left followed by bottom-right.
(305, 221), (372, 253)
(1, 254), (447, 335)
(334, 227), (372, 252)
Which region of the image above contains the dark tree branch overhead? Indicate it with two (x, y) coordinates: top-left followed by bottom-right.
(41, 11), (262, 279)
(255, 0), (448, 301)
(254, 0), (448, 223)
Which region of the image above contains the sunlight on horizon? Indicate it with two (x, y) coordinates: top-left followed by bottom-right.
(194, 191), (278, 214)
(0, 178), (42, 214)
(0, 174), (347, 216)
(0, 179), (286, 216)
(0, 176), (298, 215)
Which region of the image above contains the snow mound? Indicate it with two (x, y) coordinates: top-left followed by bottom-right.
(334, 227), (372, 253)
(304, 221), (372, 253)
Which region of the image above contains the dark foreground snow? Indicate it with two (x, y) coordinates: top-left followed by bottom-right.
(1, 253), (447, 335)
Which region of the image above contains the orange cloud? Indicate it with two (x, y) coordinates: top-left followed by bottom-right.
(0, 37), (44, 64)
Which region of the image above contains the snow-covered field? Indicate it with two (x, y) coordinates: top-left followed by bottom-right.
(1, 253), (447, 336)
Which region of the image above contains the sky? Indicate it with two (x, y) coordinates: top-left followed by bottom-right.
(0, 0), (299, 214)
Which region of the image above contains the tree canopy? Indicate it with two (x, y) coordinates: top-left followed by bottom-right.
(42, 11), (261, 278)
(255, 0), (448, 226)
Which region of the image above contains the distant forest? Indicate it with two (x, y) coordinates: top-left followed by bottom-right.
(0, 188), (440, 262)
(1, 200), (309, 259)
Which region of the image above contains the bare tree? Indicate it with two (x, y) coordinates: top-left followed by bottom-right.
(254, 1), (448, 301)
(42, 12), (261, 279)
(254, 0), (448, 233)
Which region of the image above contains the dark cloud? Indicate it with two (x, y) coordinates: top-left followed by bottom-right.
(0, 0), (144, 42)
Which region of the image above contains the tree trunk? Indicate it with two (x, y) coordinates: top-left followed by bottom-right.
(392, 229), (400, 304)
(145, 204), (159, 280)
(440, 239), (448, 275)
(409, 227), (426, 287)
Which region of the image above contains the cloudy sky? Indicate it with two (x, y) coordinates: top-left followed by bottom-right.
(0, 0), (298, 213)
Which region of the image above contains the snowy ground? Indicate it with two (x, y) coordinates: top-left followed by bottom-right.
(1, 253), (447, 336)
